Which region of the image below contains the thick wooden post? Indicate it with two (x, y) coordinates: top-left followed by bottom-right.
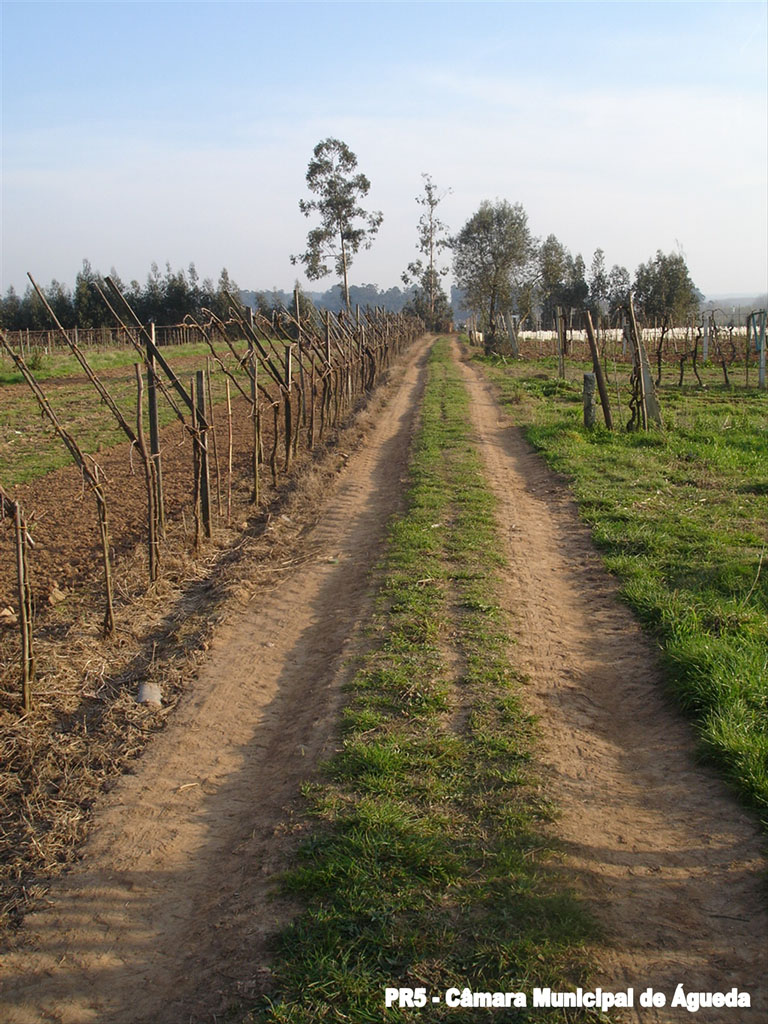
(195, 370), (211, 537)
(583, 373), (597, 428)
(628, 294), (663, 427)
(757, 311), (766, 391)
(206, 360), (223, 517)
(555, 306), (566, 378)
(504, 312), (520, 357)
(146, 325), (165, 532)
(135, 365), (159, 581)
(584, 311), (613, 429)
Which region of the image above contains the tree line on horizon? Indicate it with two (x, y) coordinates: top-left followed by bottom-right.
(2, 135), (760, 337)
(0, 250), (735, 338)
(0, 260), (245, 333)
(0, 261), (424, 333)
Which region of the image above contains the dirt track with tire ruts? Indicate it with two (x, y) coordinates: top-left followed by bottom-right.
(1, 336), (766, 1023)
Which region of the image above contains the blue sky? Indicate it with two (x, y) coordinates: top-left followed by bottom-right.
(1, 1), (766, 299)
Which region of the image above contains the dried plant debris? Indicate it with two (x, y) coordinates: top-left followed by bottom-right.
(0, 351), (410, 935)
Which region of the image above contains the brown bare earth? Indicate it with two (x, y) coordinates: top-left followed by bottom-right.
(0, 380), (266, 611)
(455, 339), (768, 1023)
(1, 335), (766, 1024)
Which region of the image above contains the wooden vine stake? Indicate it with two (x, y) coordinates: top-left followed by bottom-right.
(270, 403), (280, 487)
(190, 376), (202, 550)
(1, 487), (35, 711)
(197, 370), (212, 537)
(205, 360), (223, 517)
(294, 287), (308, 426)
(190, 372), (212, 544)
(225, 379), (233, 524)
(283, 345), (293, 471)
(248, 339), (260, 504)
(134, 365), (159, 581)
(146, 328), (166, 533)
(15, 503), (34, 711)
(555, 306), (566, 379)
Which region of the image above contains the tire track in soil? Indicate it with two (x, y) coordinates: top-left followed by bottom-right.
(455, 340), (767, 1023)
(0, 341), (430, 1024)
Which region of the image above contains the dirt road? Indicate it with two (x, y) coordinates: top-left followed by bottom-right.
(0, 341), (428, 1024)
(455, 340), (767, 1023)
(2, 335), (766, 1023)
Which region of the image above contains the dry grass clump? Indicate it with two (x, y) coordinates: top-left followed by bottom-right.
(0, 349), (414, 936)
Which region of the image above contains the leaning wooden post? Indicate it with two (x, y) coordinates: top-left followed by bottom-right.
(628, 294), (663, 427)
(584, 310), (613, 429)
(504, 312), (520, 357)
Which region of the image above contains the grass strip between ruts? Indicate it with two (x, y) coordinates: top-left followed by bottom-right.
(473, 351), (768, 826)
(243, 338), (607, 1023)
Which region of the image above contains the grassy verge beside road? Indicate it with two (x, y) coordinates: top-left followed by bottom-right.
(245, 338), (605, 1023)
(474, 350), (768, 824)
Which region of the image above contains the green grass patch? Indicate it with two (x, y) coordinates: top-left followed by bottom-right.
(475, 349), (768, 824)
(0, 340), (222, 385)
(0, 341), (252, 484)
(242, 339), (606, 1023)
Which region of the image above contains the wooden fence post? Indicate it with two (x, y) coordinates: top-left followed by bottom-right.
(284, 345), (293, 471)
(205, 361), (222, 517)
(147, 325), (166, 533)
(195, 370), (212, 538)
(3, 493), (35, 712)
(249, 340), (260, 504)
(555, 306), (566, 379)
(628, 294), (663, 427)
(583, 373), (597, 428)
(134, 365), (159, 581)
(226, 379), (233, 523)
(584, 310), (613, 429)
